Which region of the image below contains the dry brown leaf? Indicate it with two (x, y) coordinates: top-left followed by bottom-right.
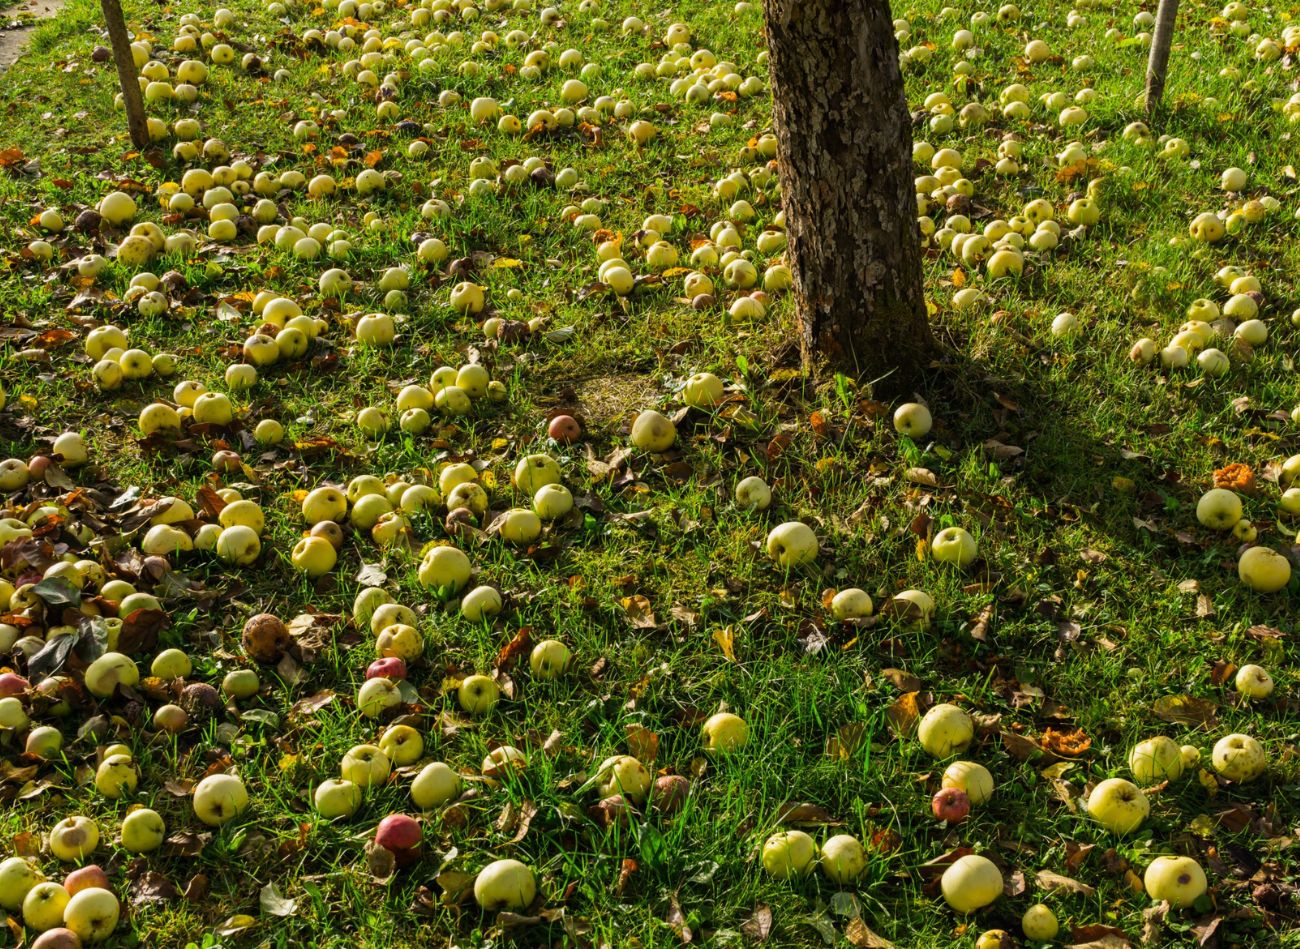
(886, 692), (920, 738)
(846, 919), (894, 948)
(1036, 869), (1096, 896)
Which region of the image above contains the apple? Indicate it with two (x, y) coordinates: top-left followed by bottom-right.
(215, 525), (261, 565)
(932, 786), (971, 822)
(290, 536), (337, 577)
(931, 526), (977, 567)
(1196, 488), (1242, 530)
(0, 856), (42, 910)
(682, 372), (725, 408)
(378, 725), (424, 766)
(83, 652), (138, 698)
(1238, 546), (1292, 593)
(650, 775), (690, 815)
(533, 483), (574, 521)
(1128, 736), (1184, 784)
(458, 674), (500, 715)
(30, 928), (81, 949)
(818, 834), (865, 884)
(894, 402), (933, 438)
(701, 711), (749, 753)
(374, 814), (422, 865)
(1021, 903), (1059, 940)
(831, 588), (873, 620)
(595, 755), (651, 803)
(941, 854), (1003, 913)
(418, 546), (472, 592)
(974, 930), (1013, 949)
(302, 487), (347, 524)
(942, 761), (994, 804)
(341, 745), (392, 790)
(221, 669), (260, 700)
(734, 476), (772, 511)
(242, 614), (289, 663)
(49, 817), (98, 862)
(367, 658), (406, 681)
(62, 866), (108, 896)
(630, 410), (676, 452)
(481, 745), (527, 778)
(918, 703), (973, 757)
(0, 672), (29, 696)
(120, 808), (165, 852)
(192, 773), (249, 826)
(473, 859), (536, 912)
(529, 639), (571, 679)
(22, 882), (70, 932)
(513, 454), (562, 495)
(1087, 778), (1149, 834)
(1144, 855), (1207, 908)
(63, 887), (119, 943)
(25, 725), (63, 758)
(94, 754), (138, 799)
(499, 508), (543, 545)
(150, 648), (192, 679)
(765, 521), (818, 567)
(314, 779), (362, 819)
(357, 677), (402, 718)
(1212, 733), (1266, 782)
(1181, 745), (1201, 769)
(411, 762), (462, 810)
(548, 415), (581, 443)
(761, 830), (817, 880)
(1235, 664), (1274, 699)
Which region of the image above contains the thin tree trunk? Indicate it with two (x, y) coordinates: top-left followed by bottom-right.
(762, 0), (932, 398)
(101, 0), (150, 149)
(1144, 0), (1179, 115)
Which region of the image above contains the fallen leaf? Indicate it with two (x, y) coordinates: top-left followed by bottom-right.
(846, 919), (894, 948)
(1036, 869), (1096, 896)
(1153, 694), (1218, 726)
(713, 626), (736, 662)
(740, 904), (772, 942)
(886, 692), (920, 738)
(259, 882), (298, 917)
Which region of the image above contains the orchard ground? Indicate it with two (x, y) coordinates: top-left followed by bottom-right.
(1, 0), (1299, 946)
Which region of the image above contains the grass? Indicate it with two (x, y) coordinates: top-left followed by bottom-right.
(0, 0), (1298, 945)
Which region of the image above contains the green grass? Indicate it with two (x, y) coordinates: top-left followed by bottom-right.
(0, 0), (1298, 946)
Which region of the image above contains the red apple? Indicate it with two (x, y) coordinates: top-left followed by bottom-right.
(366, 658), (407, 681)
(32, 929), (82, 949)
(212, 450), (242, 473)
(374, 814), (421, 864)
(548, 415), (581, 444)
(64, 864), (110, 895)
(27, 455), (53, 478)
(310, 520), (344, 550)
(0, 672), (30, 697)
(650, 775), (690, 815)
(931, 786), (970, 823)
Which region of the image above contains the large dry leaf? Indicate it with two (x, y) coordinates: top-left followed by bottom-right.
(740, 904), (773, 942)
(846, 919), (895, 948)
(1152, 694), (1217, 726)
(1036, 869), (1096, 896)
(886, 692), (920, 738)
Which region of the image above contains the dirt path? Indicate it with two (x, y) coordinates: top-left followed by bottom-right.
(0, 0), (67, 71)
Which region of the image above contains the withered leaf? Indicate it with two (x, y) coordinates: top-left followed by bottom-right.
(1152, 694), (1218, 726)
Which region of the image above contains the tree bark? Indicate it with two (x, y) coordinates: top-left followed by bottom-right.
(762, 0), (932, 397)
(101, 0), (150, 149)
(1144, 0), (1179, 115)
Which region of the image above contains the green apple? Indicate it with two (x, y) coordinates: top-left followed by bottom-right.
(761, 830), (817, 879)
(459, 586), (502, 622)
(481, 745), (527, 778)
(532, 483), (573, 520)
(94, 754), (138, 799)
(120, 808), (165, 852)
(1238, 546), (1292, 593)
(941, 854), (1003, 913)
(1196, 488), (1242, 530)
(942, 760), (994, 804)
(595, 755), (651, 803)
(48, 816), (99, 862)
(931, 526), (977, 567)
(734, 476), (772, 511)
(630, 410), (676, 452)
(682, 372), (725, 408)
(412, 761), (462, 810)
(1212, 733), (1266, 782)
(499, 508), (542, 545)
(24, 725), (62, 759)
(221, 669), (260, 700)
(918, 703), (973, 757)
(21, 882), (69, 932)
(893, 402), (933, 438)
(340, 744), (391, 789)
(215, 525), (261, 565)
(378, 724), (424, 766)
(765, 521), (818, 567)
(1086, 778), (1149, 833)
(1128, 736), (1184, 784)
(458, 674), (499, 715)
(1144, 855), (1207, 908)
(192, 773), (249, 826)
(513, 454), (561, 495)
(1234, 664), (1274, 699)
(701, 711), (748, 753)
(818, 834), (866, 884)
(357, 677), (402, 718)
(0, 856), (42, 911)
(150, 648), (192, 679)
(1021, 903), (1059, 940)
(830, 588), (873, 620)
(473, 858), (535, 911)
(83, 652), (138, 699)
(63, 887), (120, 943)
(529, 639), (570, 679)
(313, 778), (362, 818)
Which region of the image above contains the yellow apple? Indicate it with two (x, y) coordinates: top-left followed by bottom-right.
(1144, 855), (1207, 908)
(941, 854), (1003, 913)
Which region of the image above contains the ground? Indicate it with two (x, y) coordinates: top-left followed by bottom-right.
(0, 0), (1297, 946)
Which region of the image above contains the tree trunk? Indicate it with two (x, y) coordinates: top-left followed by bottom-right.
(1144, 0), (1179, 116)
(101, 0), (150, 149)
(762, 0), (932, 397)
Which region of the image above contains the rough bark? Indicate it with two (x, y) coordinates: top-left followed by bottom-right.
(101, 0), (150, 149)
(762, 0), (931, 397)
(1144, 0), (1180, 115)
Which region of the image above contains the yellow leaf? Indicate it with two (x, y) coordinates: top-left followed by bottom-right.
(491, 438), (509, 449)
(1198, 768), (1220, 796)
(916, 538), (928, 561)
(712, 626), (736, 662)
(492, 257), (524, 268)
(951, 268), (966, 288)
